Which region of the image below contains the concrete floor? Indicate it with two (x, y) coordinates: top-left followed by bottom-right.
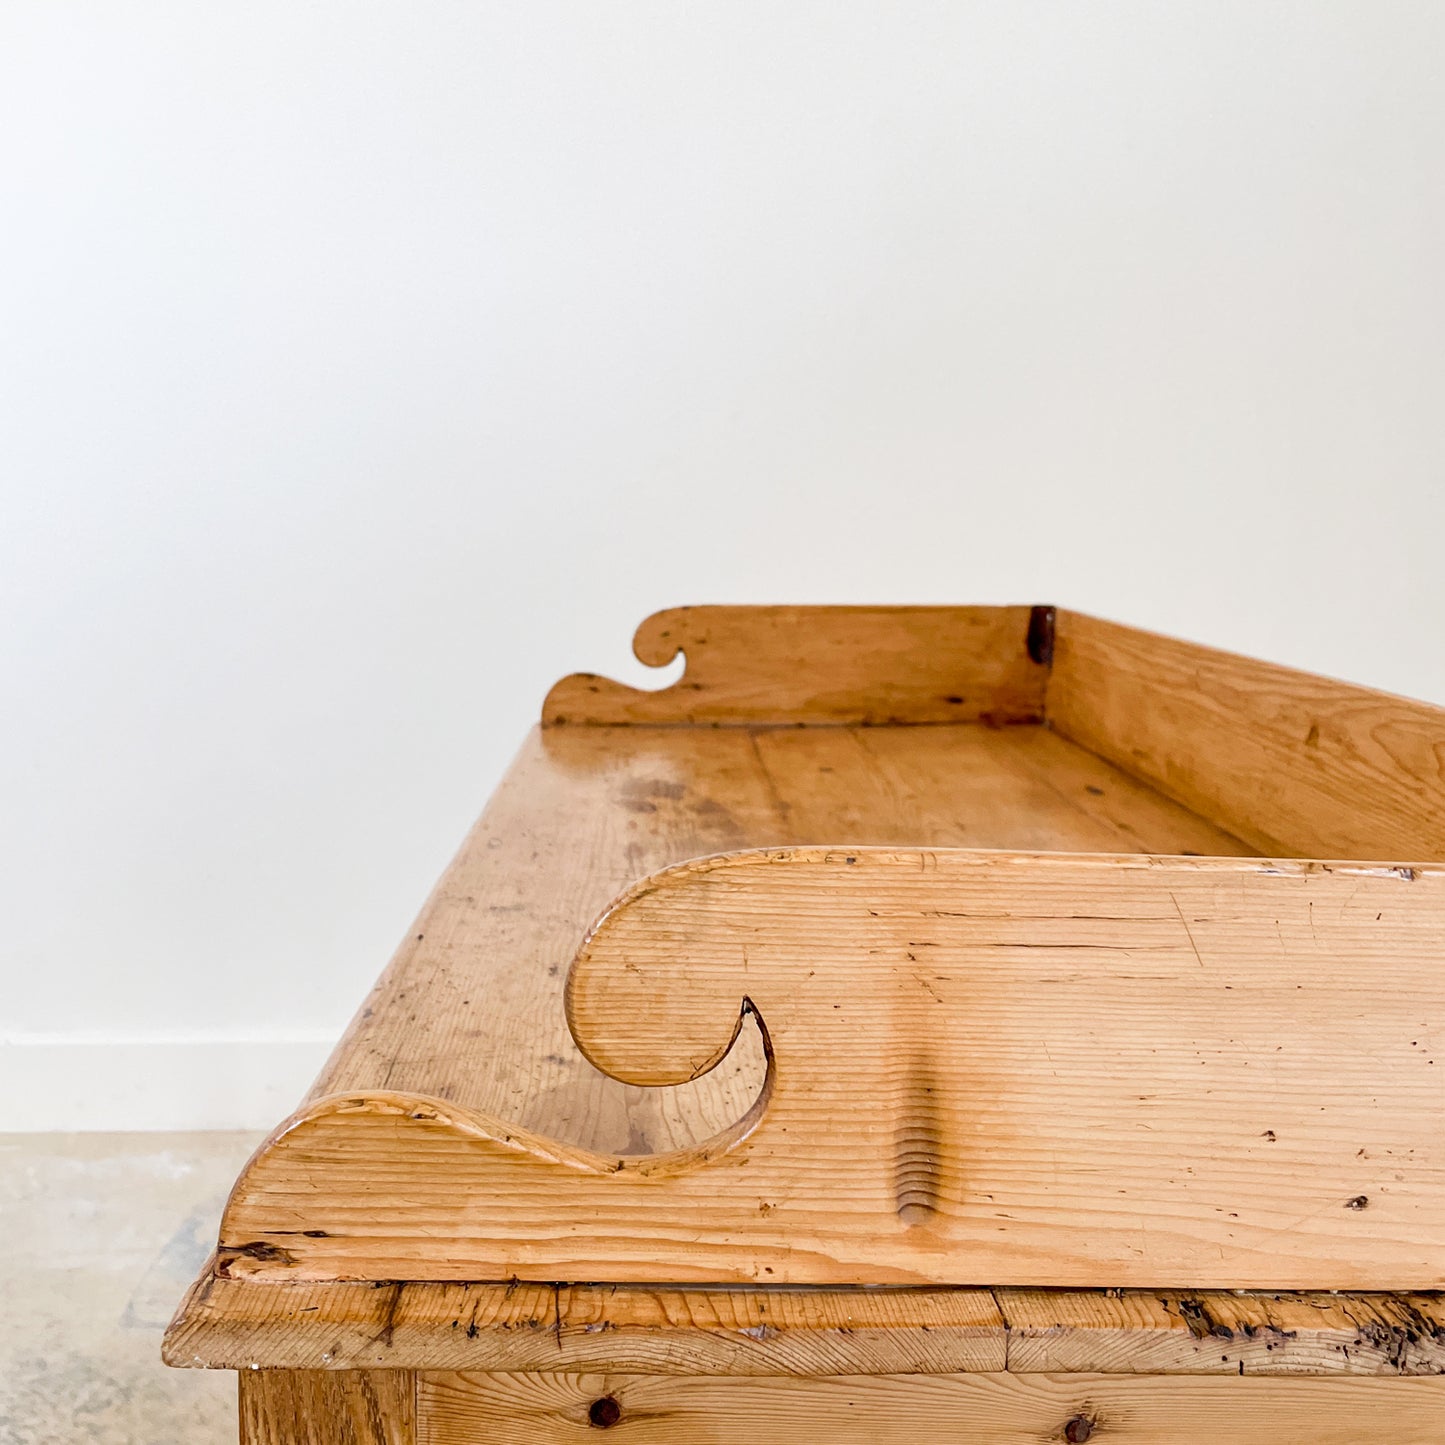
(0, 1131), (262, 1445)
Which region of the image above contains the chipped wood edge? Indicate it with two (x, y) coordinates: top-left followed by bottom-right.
(167, 1272), (1445, 1377)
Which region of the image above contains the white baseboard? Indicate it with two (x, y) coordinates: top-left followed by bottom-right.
(0, 1033), (338, 1132)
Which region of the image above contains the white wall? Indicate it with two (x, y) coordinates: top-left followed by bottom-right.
(3, 2), (1442, 1130)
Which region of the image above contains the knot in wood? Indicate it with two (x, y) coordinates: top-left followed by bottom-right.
(588, 1395), (622, 1428)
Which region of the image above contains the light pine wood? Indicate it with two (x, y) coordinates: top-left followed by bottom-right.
(239, 1370), (414, 1445)
(995, 1288), (1445, 1376)
(169, 1273), (1007, 1375)
(313, 724), (1249, 1160)
(417, 1369), (1445, 1444)
(219, 850), (1445, 1288)
(746, 724), (1248, 858)
(167, 1271), (1445, 1378)
(169, 603), (1445, 1428)
(310, 726), (781, 1161)
(1048, 610), (1445, 861)
(543, 605), (1052, 725)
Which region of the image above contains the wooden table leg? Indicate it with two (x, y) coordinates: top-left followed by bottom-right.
(239, 1371), (415, 1445)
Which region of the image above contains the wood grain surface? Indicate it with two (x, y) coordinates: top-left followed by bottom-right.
(416, 1369), (1445, 1444)
(1049, 611), (1445, 860)
(168, 1271), (1445, 1378)
(543, 605), (1051, 725)
(239, 1369), (414, 1445)
(312, 723), (1248, 1161)
(173, 606), (1445, 1393)
(995, 1287), (1445, 1376)
(219, 850), (1445, 1289)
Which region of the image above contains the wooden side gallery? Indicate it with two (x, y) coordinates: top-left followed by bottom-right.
(166, 605), (1445, 1442)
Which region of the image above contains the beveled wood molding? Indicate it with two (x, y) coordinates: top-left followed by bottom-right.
(542, 604), (1053, 726)
(216, 849), (1445, 1290)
